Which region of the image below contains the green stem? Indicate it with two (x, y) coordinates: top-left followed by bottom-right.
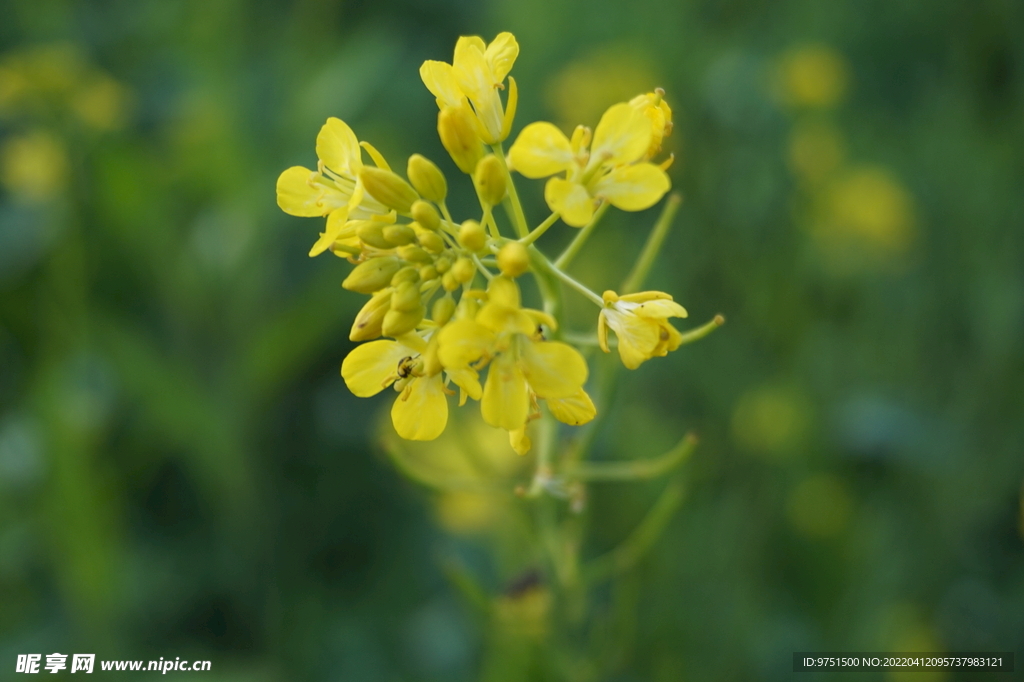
(481, 206), (499, 239)
(554, 202), (610, 270)
(519, 212), (560, 245)
(677, 314), (726, 346)
(621, 193), (682, 294)
(582, 476), (687, 585)
(563, 433), (696, 482)
(490, 142), (529, 238)
(547, 265), (604, 307)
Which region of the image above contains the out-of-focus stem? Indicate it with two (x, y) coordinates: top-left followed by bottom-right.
(563, 432), (697, 482)
(621, 193), (682, 294)
(520, 212), (559, 245)
(490, 142), (529, 238)
(554, 202), (610, 270)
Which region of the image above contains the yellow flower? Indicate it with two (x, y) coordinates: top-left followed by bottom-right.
(276, 117), (394, 256)
(598, 290), (688, 369)
(420, 33), (519, 144)
(341, 332), (449, 441)
(438, 277), (594, 447)
(629, 89), (673, 161)
(508, 101), (670, 226)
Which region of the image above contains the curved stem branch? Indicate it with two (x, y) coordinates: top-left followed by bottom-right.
(555, 202), (610, 270)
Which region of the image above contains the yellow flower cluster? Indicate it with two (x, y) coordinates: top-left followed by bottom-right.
(276, 32), (705, 451)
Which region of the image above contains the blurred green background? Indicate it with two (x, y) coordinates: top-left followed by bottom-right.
(1, 0), (1022, 680)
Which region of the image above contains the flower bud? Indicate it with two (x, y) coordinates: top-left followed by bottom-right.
(432, 296), (456, 326)
(391, 265), (420, 286)
(349, 289), (392, 341)
(391, 281), (422, 313)
(407, 155), (447, 202)
(410, 200), (441, 231)
(438, 106), (483, 174)
(398, 244), (432, 263)
(497, 241), (529, 277)
(382, 306), (424, 337)
(418, 231), (445, 254)
(474, 155), (506, 206)
(441, 270), (460, 292)
(458, 220), (486, 252)
(418, 264), (438, 281)
(452, 257), (476, 284)
(434, 256), (451, 273)
(357, 222), (391, 249)
(343, 256), (403, 293)
(360, 167), (419, 214)
(383, 223), (416, 246)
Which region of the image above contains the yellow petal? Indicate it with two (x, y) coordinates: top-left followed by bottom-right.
(593, 163), (670, 212)
(341, 339), (408, 397)
(454, 36), (488, 64)
(618, 290), (672, 303)
(632, 298), (688, 319)
(453, 42), (503, 141)
(446, 367), (483, 401)
(546, 388), (597, 426)
(509, 425), (531, 455)
(316, 117), (361, 176)
(500, 76), (518, 141)
(484, 32), (519, 82)
(437, 319), (495, 368)
(419, 60), (464, 109)
(604, 309), (659, 370)
(481, 355), (529, 431)
(309, 206), (350, 257)
(545, 177), (594, 227)
(590, 102), (651, 167)
(520, 340), (587, 399)
(277, 166), (329, 217)
(508, 122), (574, 178)
(392, 374), (448, 440)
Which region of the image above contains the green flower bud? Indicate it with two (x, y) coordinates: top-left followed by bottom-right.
(391, 281), (422, 313)
(390, 265), (420, 286)
(407, 155), (447, 202)
(411, 200), (441, 231)
(383, 223), (416, 246)
(360, 166), (419, 214)
(382, 306), (424, 337)
(434, 256), (451, 273)
(418, 264), (438, 281)
(474, 155), (507, 206)
(497, 241), (530, 277)
(357, 222), (391, 249)
(349, 289), (392, 341)
(437, 106), (483, 174)
(398, 244), (432, 264)
(418, 231), (445, 254)
(458, 220), (486, 252)
(452, 257), (476, 284)
(432, 296), (456, 326)
(343, 256), (403, 293)
(441, 270), (460, 292)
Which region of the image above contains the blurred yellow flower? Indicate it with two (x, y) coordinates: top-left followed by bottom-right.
(545, 47), (658, 131)
(777, 44), (849, 108)
(822, 166), (915, 252)
(435, 490), (500, 534)
(597, 290), (688, 369)
(787, 118), (845, 184)
(509, 102), (670, 226)
(731, 384), (811, 460)
(0, 130), (69, 202)
(786, 474), (852, 538)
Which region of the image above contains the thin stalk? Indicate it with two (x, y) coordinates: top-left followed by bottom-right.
(677, 314), (726, 346)
(482, 206), (499, 239)
(554, 202), (610, 270)
(621, 193), (682, 294)
(563, 433), (697, 482)
(520, 212), (560, 245)
(490, 142), (529, 238)
(548, 266), (604, 307)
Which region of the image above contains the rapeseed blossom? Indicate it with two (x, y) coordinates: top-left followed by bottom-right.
(276, 31), (720, 450)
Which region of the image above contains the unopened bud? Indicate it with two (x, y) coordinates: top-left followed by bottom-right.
(390, 265), (420, 286)
(410, 200), (441, 231)
(452, 257), (476, 284)
(438, 106), (483, 174)
(497, 241), (529, 277)
(418, 231), (445, 254)
(474, 155), (506, 206)
(432, 296), (456, 326)
(383, 223), (416, 246)
(434, 256), (451, 273)
(349, 289), (392, 341)
(357, 222), (391, 249)
(360, 166), (419, 214)
(441, 270), (460, 292)
(343, 256), (403, 293)
(407, 155), (447, 202)
(458, 220), (486, 252)
(418, 264), (438, 281)
(398, 244), (432, 263)
(382, 306), (424, 337)
(391, 281), (422, 313)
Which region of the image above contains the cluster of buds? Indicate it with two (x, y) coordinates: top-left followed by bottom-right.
(277, 32), (720, 453)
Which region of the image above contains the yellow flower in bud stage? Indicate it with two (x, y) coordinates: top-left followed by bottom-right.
(276, 117), (394, 256)
(420, 33), (519, 144)
(629, 88), (673, 161)
(508, 102), (670, 227)
(341, 332), (449, 441)
(598, 290), (688, 370)
(438, 278), (594, 447)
